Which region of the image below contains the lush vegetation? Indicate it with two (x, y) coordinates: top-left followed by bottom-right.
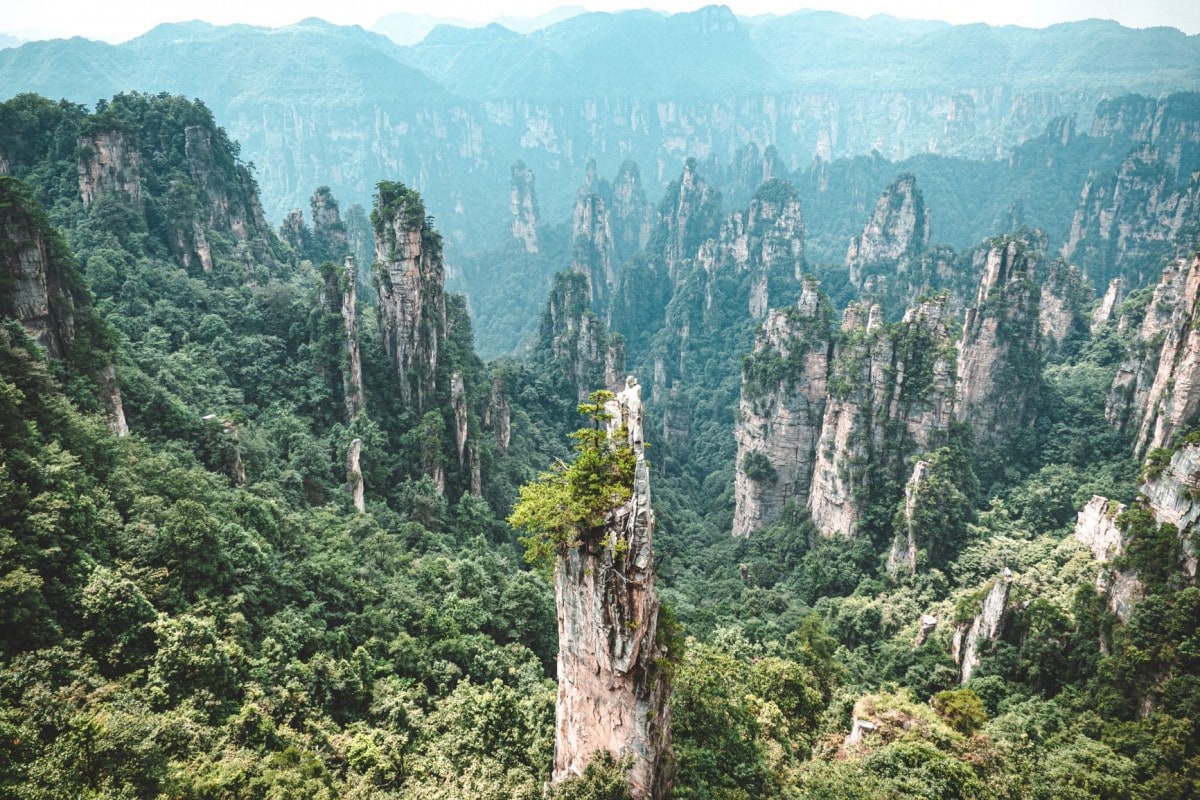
(1, 85), (1198, 800)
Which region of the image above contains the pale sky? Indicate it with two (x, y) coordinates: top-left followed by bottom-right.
(2, 0), (1197, 43)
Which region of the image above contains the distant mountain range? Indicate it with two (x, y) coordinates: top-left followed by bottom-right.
(0, 6), (1196, 254)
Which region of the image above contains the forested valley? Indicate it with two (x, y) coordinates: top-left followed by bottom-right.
(1, 9), (1200, 799)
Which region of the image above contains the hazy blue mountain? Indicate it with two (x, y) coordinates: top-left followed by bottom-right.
(1, 7), (1196, 260)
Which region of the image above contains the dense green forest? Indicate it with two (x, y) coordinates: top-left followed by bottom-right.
(1, 86), (1199, 800)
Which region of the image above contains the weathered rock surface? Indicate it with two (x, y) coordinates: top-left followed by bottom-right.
(1073, 496), (1140, 622)
(537, 271), (626, 401)
(1142, 444), (1200, 579)
(1106, 254), (1200, 456)
(1038, 261), (1088, 353)
(571, 165), (618, 306)
(954, 236), (1042, 445)
(1062, 144), (1200, 286)
(846, 173), (930, 291)
(77, 130), (142, 209)
(886, 460), (930, 576)
(733, 279), (831, 537)
(510, 160), (540, 254)
(554, 377), (673, 799)
(952, 570), (1012, 684)
(1091, 277), (1126, 331)
(610, 159), (651, 262)
(484, 374), (511, 454)
(346, 437), (365, 513)
(310, 186), (349, 263)
(321, 256), (365, 421)
(655, 157), (721, 285)
(808, 295), (957, 537)
(374, 183), (447, 412)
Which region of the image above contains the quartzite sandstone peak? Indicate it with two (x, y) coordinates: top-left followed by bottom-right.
(373, 182), (447, 412)
(553, 377), (674, 799)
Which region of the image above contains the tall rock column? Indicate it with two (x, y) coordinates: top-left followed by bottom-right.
(571, 167), (618, 307)
(510, 160), (540, 254)
(846, 172), (930, 292)
(954, 236), (1042, 445)
(372, 181), (447, 412)
(553, 377), (673, 799)
(733, 279), (832, 536)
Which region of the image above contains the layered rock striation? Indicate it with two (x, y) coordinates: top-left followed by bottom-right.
(846, 172), (931, 292)
(373, 181), (447, 412)
(954, 236), (1043, 446)
(510, 160), (540, 254)
(536, 271), (626, 402)
(733, 279), (832, 536)
(1106, 254), (1200, 456)
(553, 377), (673, 800)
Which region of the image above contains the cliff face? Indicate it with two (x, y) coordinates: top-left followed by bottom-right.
(733, 280), (832, 537)
(846, 173), (930, 292)
(1106, 254), (1200, 456)
(1073, 495), (1140, 622)
(610, 160), (650, 263)
(553, 378), (673, 799)
(954, 237), (1042, 445)
(1, 185), (77, 360)
(1091, 277), (1126, 331)
(0, 176), (127, 435)
(808, 295), (957, 537)
(952, 570), (1012, 684)
(510, 160), (540, 254)
(1062, 143), (1200, 286)
(77, 130), (142, 209)
(1037, 260), (1089, 354)
(310, 186), (349, 263)
(571, 167), (617, 307)
(537, 271), (626, 401)
(373, 182), (447, 412)
(320, 256), (365, 421)
(654, 157), (722, 286)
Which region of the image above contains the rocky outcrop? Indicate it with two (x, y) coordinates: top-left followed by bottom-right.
(280, 208), (310, 253)
(374, 182), (447, 412)
(553, 377), (673, 800)
(952, 570), (1012, 684)
(1106, 254), (1200, 456)
(697, 178), (805, 320)
(483, 374), (511, 454)
(886, 460), (930, 576)
(1072, 495), (1141, 621)
(344, 438), (364, 513)
(1091, 277), (1126, 331)
(1, 177), (129, 435)
(846, 173), (930, 291)
(77, 130), (142, 208)
(174, 124), (277, 273)
(1141, 444), (1200, 579)
(610, 160), (650, 262)
(571, 165), (618, 306)
(1, 181), (77, 359)
(733, 279), (832, 537)
(1061, 143), (1200, 286)
(654, 157), (722, 285)
(310, 186), (349, 263)
(808, 295), (957, 538)
(954, 236), (1042, 446)
(510, 160), (540, 254)
(536, 271), (625, 401)
(320, 256), (365, 421)
(1038, 260), (1088, 353)
(450, 372), (469, 468)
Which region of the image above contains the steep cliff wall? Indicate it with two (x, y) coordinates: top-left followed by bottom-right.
(0, 176), (127, 435)
(77, 130), (142, 209)
(846, 173), (930, 292)
(1062, 143), (1200, 286)
(373, 182), (447, 412)
(733, 280), (832, 537)
(553, 379), (673, 800)
(1106, 254), (1200, 456)
(954, 236), (1042, 445)
(808, 295), (957, 538)
(537, 271), (626, 402)
(571, 169), (617, 307)
(1037, 260), (1089, 354)
(510, 160), (540, 254)
(653, 157), (722, 286)
(952, 570), (1012, 684)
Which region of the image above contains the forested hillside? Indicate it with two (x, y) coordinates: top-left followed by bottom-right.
(1, 13), (1199, 798)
